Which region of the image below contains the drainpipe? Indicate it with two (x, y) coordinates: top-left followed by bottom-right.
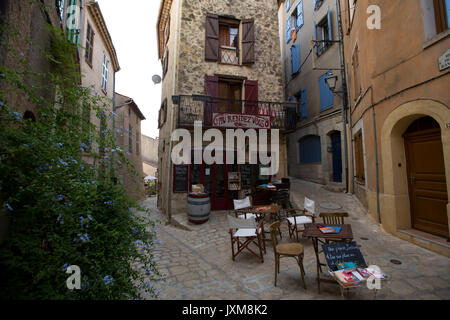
(335, 0), (349, 193)
(369, 86), (381, 224)
(166, 0), (181, 225)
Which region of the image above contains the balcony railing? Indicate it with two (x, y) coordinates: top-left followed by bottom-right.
(172, 95), (298, 131)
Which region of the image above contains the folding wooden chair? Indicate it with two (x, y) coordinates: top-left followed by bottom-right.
(228, 215), (266, 263)
(287, 197), (316, 242)
(269, 221), (306, 289)
(233, 196), (259, 220)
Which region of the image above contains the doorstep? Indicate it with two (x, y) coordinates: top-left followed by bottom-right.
(397, 229), (450, 249)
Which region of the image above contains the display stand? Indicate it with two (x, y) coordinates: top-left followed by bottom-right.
(228, 172), (241, 191)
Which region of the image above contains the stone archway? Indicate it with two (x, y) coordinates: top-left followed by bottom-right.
(380, 99), (450, 238)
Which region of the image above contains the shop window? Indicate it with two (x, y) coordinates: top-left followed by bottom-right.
(299, 135), (322, 163)
(354, 130), (365, 183)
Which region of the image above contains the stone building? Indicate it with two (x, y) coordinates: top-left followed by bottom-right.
(278, 0), (348, 191)
(156, 0), (295, 217)
(115, 93), (146, 200)
(341, 0), (450, 256)
(0, 0), (62, 120)
(141, 135), (159, 178)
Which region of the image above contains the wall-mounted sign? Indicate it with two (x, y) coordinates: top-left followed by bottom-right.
(438, 49), (450, 71)
(212, 113), (271, 129)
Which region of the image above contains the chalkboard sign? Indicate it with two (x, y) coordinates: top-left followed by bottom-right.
(173, 165), (188, 192)
(322, 241), (367, 272)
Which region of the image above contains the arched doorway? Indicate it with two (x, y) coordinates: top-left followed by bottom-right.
(404, 116), (448, 238)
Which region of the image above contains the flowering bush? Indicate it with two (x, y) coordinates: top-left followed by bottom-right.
(0, 24), (162, 299)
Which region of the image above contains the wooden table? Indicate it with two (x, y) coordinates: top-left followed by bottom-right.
(302, 223), (354, 293)
(250, 205), (283, 241)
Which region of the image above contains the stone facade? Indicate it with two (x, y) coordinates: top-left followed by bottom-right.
(157, 0), (288, 216)
(115, 93), (146, 200)
(341, 0), (450, 256)
(142, 135), (159, 177)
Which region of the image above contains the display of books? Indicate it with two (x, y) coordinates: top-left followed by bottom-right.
(318, 225), (342, 234)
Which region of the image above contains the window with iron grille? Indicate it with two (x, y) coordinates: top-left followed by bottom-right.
(219, 22), (239, 65)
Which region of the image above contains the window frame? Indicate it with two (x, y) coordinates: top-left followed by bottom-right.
(128, 124), (133, 154)
(354, 129), (365, 184)
(219, 20), (240, 65)
(85, 22), (94, 67)
(101, 52), (109, 93)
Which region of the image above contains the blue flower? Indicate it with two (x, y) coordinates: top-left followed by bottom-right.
(19, 52), (24, 57)
(132, 228), (139, 234)
(57, 215), (64, 225)
(56, 143), (64, 147)
(62, 263), (70, 272)
(4, 203), (13, 211)
(76, 233), (90, 243)
(58, 158), (68, 166)
(158, 240), (161, 245)
(64, 201), (72, 207)
(87, 215), (93, 221)
(103, 275), (114, 286)
(134, 240), (143, 246)
(104, 200), (113, 206)
(53, 194), (64, 201)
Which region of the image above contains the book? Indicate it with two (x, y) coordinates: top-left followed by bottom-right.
(318, 226), (342, 234)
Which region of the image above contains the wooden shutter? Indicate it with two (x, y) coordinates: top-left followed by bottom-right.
(319, 72), (333, 111)
(301, 88), (307, 119)
(297, 1), (304, 29)
(244, 80), (258, 114)
(242, 19), (255, 64)
(327, 7), (332, 41)
(291, 44), (300, 75)
(205, 13), (219, 62)
(204, 75), (219, 125)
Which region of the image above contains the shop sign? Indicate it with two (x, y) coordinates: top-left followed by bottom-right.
(212, 113), (271, 129)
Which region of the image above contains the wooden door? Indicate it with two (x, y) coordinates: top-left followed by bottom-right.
(404, 126), (448, 238)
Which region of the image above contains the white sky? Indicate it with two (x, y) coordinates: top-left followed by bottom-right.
(97, 0), (162, 139)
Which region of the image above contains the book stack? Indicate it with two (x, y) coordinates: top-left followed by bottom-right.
(318, 225), (342, 234)
(332, 265), (387, 287)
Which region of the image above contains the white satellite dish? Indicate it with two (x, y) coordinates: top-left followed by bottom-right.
(152, 74), (162, 84)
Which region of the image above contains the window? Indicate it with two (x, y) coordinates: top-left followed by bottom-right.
(219, 22), (239, 64)
(314, 0), (324, 11)
(290, 44), (300, 75)
(354, 130), (365, 183)
(434, 0), (450, 33)
(286, 0), (290, 12)
(319, 72), (334, 111)
(66, 0), (80, 44)
(158, 99), (167, 128)
(218, 79), (242, 113)
(205, 14), (255, 64)
(298, 135), (322, 163)
(136, 130), (140, 155)
(128, 124), (133, 154)
(57, 0), (65, 23)
(295, 88), (307, 119)
(101, 53), (109, 93)
(85, 22), (94, 67)
(347, 0), (357, 28)
(314, 8), (332, 56)
(352, 45), (361, 100)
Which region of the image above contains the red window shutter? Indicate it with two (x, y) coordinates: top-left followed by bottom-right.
(204, 75), (219, 125)
(244, 80), (258, 114)
(242, 19), (255, 64)
(205, 14), (219, 62)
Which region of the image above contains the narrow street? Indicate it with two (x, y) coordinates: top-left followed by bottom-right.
(142, 178), (450, 300)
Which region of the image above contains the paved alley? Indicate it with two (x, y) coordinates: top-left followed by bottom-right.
(142, 178), (450, 300)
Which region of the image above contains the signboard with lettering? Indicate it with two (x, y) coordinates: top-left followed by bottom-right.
(322, 241), (367, 272)
(438, 49), (450, 71)
(212, 113), (271, 129)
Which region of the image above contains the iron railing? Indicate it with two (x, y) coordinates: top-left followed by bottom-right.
(173, 95), (298, 131)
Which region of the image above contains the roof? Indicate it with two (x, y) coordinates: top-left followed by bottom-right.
(115, 93), (146, 120)
(157, 0), (173, 60)
(87, 1), (120, 72)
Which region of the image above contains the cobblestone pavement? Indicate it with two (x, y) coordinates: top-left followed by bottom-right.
(141, 178), (450, 300)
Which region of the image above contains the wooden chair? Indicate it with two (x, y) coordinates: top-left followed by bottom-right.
(287, 197), (316, 242)
(233, 196), (259, 220)
(319, 212), (349, 225)
(228, 215), (266, 263)
(269, 221), (306, 289)
(319, 212), (349, 243)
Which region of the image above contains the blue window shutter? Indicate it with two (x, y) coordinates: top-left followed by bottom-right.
(301, 88), (307, 119)
(319, 72), (334, 111)
(286, 0), (290, 12)
(297, 1), (304, 30)
(286, 18), (291, 43)
(291, 45), (300, 74)
(327, 7), (332, 41)
(313, 21), (318, 54)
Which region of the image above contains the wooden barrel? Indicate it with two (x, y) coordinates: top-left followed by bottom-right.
(187, 193), (211, 224)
